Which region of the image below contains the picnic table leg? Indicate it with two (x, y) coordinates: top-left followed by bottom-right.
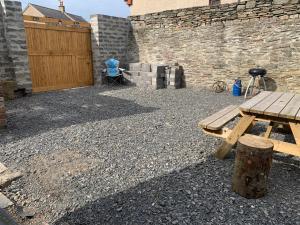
(264, 122), (273, 138)
(215, 115), (256, 159)
(289, 123), (300, 146)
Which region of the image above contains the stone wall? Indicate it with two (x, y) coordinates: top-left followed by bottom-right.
(0, 0), (32, 92)
(128, 0), (300, 92)
(91, 14), (130, 84)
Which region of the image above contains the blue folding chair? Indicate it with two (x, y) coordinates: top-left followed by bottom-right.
(103, 58), (125, 85)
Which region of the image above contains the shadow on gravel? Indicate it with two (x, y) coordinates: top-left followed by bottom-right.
(0, 86), (158, 143)
(54, 155), (299, 225)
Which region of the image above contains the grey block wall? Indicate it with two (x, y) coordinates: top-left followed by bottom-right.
(0, 2), (14, 82)
(91, 14), (130, 84)
(0, 0), (32, 91)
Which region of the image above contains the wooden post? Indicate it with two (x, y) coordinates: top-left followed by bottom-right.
(232, 135), (273, 199)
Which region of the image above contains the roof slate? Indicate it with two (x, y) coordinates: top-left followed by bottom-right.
(30, 4), (86, 22)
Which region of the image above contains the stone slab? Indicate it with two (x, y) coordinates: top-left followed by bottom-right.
(0, 163), (7, 174)
(0, 193), (13, 209)
(0, 171), (22, 188)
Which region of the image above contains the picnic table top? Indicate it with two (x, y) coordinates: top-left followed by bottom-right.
(239, 91), (300, 121)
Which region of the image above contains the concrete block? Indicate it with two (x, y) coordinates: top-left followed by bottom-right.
(129, 63), (142, 71)
(0, 192), (13, 208)
(151, 64), (167, 77)
(125, 71), (140, 77)
(152, 77), (165, 89)
(141, 63), (151, 72)
(167, 66), (183, 89)
(142, 76), (152, 83)
(140, 72), (156, 78)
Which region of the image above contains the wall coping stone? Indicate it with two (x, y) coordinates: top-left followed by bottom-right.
(130, 0), (300, 29)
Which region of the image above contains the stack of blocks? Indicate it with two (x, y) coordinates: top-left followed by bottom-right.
(124, 63), (183, 90)
(166, 65), (184, 89)
(0, 84), (7, 129)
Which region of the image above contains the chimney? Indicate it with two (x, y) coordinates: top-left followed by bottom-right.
(58, 0), (65, 12)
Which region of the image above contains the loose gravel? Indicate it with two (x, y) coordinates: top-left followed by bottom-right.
(0, 86), (299, 225)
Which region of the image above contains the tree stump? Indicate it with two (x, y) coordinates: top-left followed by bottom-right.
(232, 135), (273, 199)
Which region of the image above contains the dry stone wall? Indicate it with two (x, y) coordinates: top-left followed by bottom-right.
(128, 0), (300, 92)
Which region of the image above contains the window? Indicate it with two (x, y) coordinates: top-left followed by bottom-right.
(209, 0), (220, 6)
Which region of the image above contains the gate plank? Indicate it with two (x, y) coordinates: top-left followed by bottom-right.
(24, 21), (93, 93)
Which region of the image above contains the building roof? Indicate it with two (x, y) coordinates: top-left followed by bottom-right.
(28, 4), (86, 22)
(124, 0), (133, 6)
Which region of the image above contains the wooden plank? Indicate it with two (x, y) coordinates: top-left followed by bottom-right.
(199, 105), (238, 128)
(202, 127), (232, 139)
(0, 163), (7, 174)
(296, 108), (300, 121)
(215, 115), (256, 159)
(279, 94), (300, 120)
(32, 83), (92, 93)
(245, 134), (300, 157)
(264, 93), (295, 117)
(239, 91), (272, 112)
(264, 123), (273, 138)
(290, 123), (300, 146)
(29, 50), (91, 56)
(0, 171), (22, 188)
(23, 15), (91, 28)
(24, 23), (90, 32)
(206, 108), (240, 130)
(250, 92), (283, 114)
(0, 193), (13, 208)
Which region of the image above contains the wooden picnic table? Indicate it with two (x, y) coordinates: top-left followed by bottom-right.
(199, 91), (300, 159)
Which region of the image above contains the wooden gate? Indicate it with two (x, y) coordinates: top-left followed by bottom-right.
(24, 16), (94, 93)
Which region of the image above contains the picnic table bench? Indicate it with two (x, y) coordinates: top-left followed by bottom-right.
(199, 91), (300, 159)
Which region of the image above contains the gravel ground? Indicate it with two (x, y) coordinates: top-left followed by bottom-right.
(0, 86), (299, 225)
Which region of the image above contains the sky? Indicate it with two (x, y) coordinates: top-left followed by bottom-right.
(20, 0), (130, 20)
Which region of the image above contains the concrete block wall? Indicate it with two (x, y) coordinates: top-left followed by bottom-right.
(0, 85), (7, 128)
(0, 97), (6, 128)
(0, 0), (32, 92)
(0, 2), (14, 82)
(1, 0), (31, 91)
(91, 14), (130, 84)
